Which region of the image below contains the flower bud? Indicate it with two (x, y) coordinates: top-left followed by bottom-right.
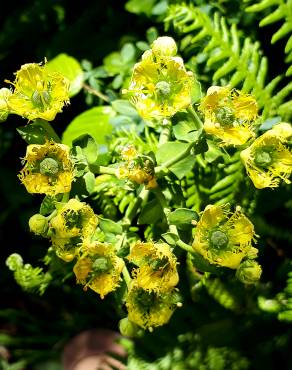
(152, 36), (177, 57)
(29, 214), (48, 235)
(119, 317), (142, 338)
(236, 260), (262, 284)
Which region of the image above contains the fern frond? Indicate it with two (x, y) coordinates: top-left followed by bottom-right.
(6, 253), (52, 295)
(165, 3), (292, 119)
(245, 0), (292, 76)
(203, 277), (241, 312)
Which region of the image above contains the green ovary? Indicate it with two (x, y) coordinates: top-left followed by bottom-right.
(39, 157), (59, 176)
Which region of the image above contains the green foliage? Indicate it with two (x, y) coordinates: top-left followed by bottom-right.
(165, 3), (292, 120)
(245, 0), (292, 76)
(6, 254), (52, 295)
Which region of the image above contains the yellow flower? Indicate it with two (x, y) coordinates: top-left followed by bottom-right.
(19, 141), (73, 195)
(73, 242), (124, 299)
(49, 199), (98, 261)
(199, 86), (257, 146)
(126, 283), (179, 329)
(0, 88), (12, 121)
(128, 241), (178, 292)
(240, 124), (292, 189)
(127, 39), (195, 120)
(6, 63), (69, 121)
(192, 205), (257, 269)
(116, 147), (157, 189)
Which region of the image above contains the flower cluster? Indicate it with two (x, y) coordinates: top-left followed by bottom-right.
(192, 205), (260, 276)
(199, 86), (258, 146)
(4, 62), (69, 121)
(127, 36), (196, 120)
(125, 241), (180, 329)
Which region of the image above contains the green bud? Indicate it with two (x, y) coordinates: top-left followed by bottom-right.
(119, 317), (142, 338)
(254, 150), (272, 168)
(210, 230), (229, 250)
(31, 90), (50, 109)
(29, 214), (48, 235)
(92, 257), (111, 273)
(39, 157), (59, 176)
(6, 253), (23, 271)
(215, 107), (235, 126)
(155, 81), (171, 96)
(236, 260), (262, 284)
(152, 36), (177, 57)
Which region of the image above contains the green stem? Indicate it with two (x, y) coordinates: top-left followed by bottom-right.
(82, 83), (110, 103)
(62, 192), (70, 203)
(176, 239), (194, 254)
(122, 266), (132, 287)
(159, 124), (171, 146)
(153, 187), (170, 218)
(187, 106), (203, 130)
(123, 187), (149, 226)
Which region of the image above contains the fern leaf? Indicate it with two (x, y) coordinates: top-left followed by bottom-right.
(165, 3), (291, 119)
(245, 0), (292, 75)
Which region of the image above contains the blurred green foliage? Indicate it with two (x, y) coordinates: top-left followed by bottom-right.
(0, 1), (292, 369)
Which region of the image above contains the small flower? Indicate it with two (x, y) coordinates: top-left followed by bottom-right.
(116, 146), (157, 189)
(0, 88), (12, 121)
(240, 123), (292, 189)
(128, 241), (179, 292)
(127, 38), (195, 120)
(192, 205), (257, 269)
(199, 86), (257, 146)
(6, 62), (69, 121)
(126, 283), (180, 329)
(19, 141), (73, 195)
(73, 242), (124, 299)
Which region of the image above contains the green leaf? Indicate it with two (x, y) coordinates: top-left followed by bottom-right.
(99, 217), (123, 234)
(205, 140), (223, 163)
(161, 232), (179, 246)
(156, 142), (190, 165)
(62, 106), (114, 146)
(17, 120), (60, 144)
(40, 195), (60, 216)
(125, 0), (156, 16)
(173, 120), (200, 142)
(72, 134), (98, 164)
(138, 199), (163, 225)
(168, 208), (199, 226)
(46, 53), (84, 97)
(121, 43), (136, 63)
(83, 171), (96, 194)
(112, 99), (139, 118)
(170, 155), (195, 179)
(191, 77), (202, 103)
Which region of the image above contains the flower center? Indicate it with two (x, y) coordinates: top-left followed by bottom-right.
(215, 106), (235, 126)
(210, 230), (229, 250)
(31, 90), (51, 110)
(150, 256), (169, 271)
(92, 257), (112, 273)
(155, 81), (171, 96)
(39, 157), (59, 176)
(254, 150), (272, 168)
(135, 288), (156, 309)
